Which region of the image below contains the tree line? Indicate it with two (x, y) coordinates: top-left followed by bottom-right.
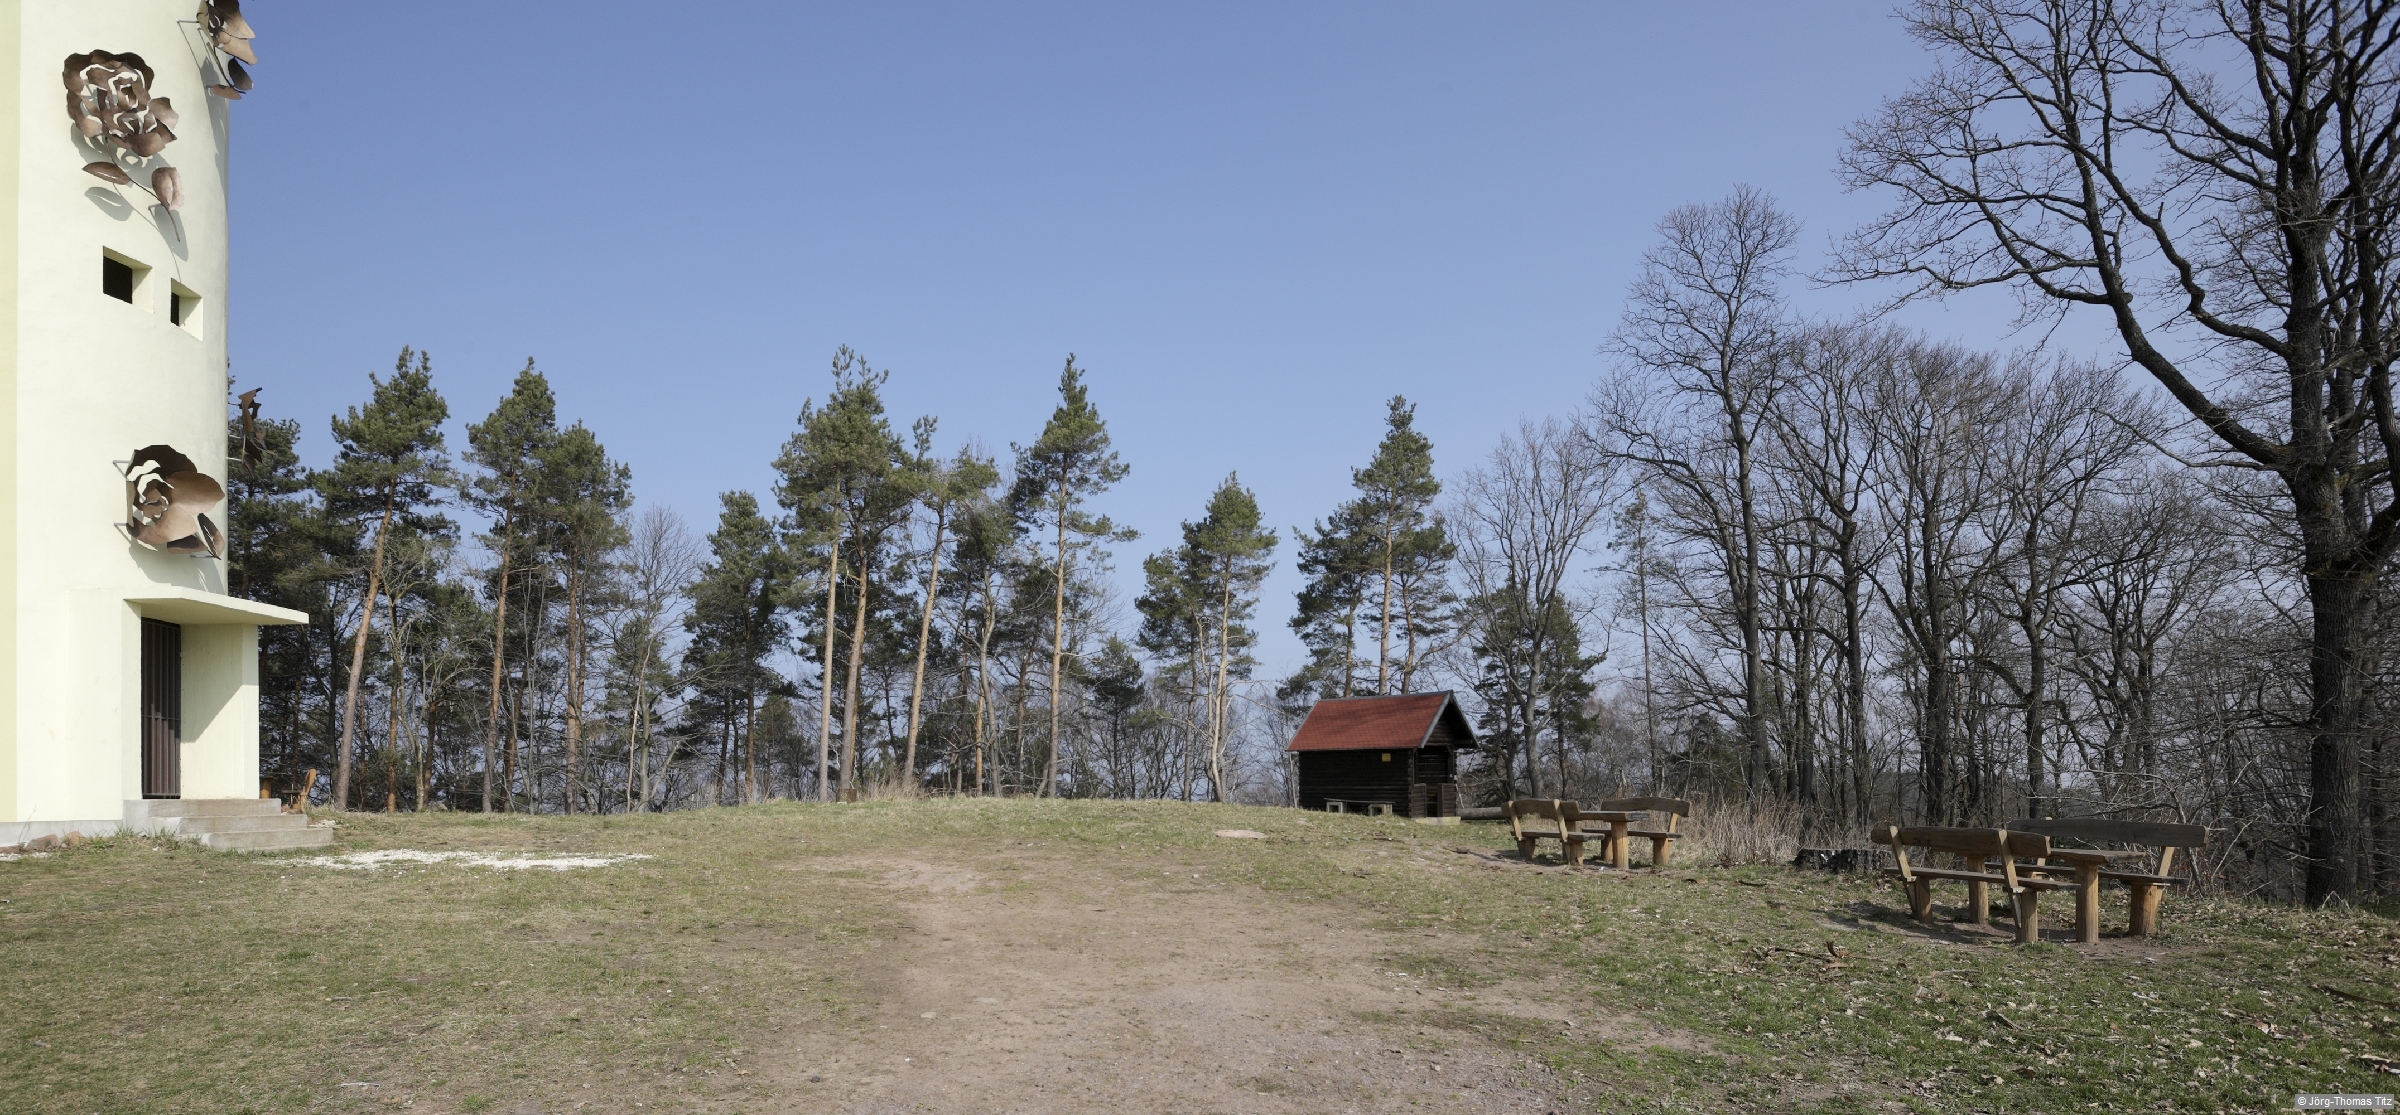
(236, 0), (2400, 906)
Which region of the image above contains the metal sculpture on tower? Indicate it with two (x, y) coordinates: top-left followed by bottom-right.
(197, 1), (257, 98)
(64, 51), (177, 157)
(122, 445), (225, 559)
(64, 50), (186, 210)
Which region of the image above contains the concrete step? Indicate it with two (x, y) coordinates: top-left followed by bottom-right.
(132, 798), (286, 821)
(175, 813), (314, 836)
(199, 826), (333, 852)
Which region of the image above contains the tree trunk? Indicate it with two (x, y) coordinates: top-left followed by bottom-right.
(1376, 523), (1395, 694)
(1735, 432), (1768, 794)
(838, 538), (872, 798)
(2306, 566), (2375, 903)
(564, 568), (584, 813)
(1009, 651), (1031, 797)
(1209, 578), (1231, 801)
(418, 687), (438, 811)
(1340, 602), (1357, 698)
(334, 498), (397, 809)
(973, 565), (996, 796)
(1044, 477), (1070, 797)
(480, 512), (515, 813)
(384, 615), (408, 809)
(1185, 609), (1205, 801)
(1840, 548), (1871, 829)
(815, 536), (841, 802)
(742, 687), (760, 805)
(901, 508), (948, 782)
(2020, 537), (2048, 820)
(503, 577), (541, 813)
(1633, 508), (1660, 789)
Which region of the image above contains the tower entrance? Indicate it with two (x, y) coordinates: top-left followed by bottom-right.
(140, 618), (180, 799)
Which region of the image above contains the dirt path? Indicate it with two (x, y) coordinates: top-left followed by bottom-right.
(763, 846), (1601, 1114)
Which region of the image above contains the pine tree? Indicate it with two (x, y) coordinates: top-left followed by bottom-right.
(1135, 546), (1205, 797)
(1469, 585), (1602, 796)
(1351, 396), (1451, 693)
(464, 361), (559, 812)
(1182, 475), (1276, 799)
(539, 424), (631, 811)
(898, 435), (999, 784)
(1288, 397), (1454, 700)
(772, 348), (912, 800)
(947, 500), (1020, 795)
(321, 347), (452, 809)
(228, 392), (342, 803)
(1010, 355), (1134, 797)
(1284, 507), (1373, 700)
(683, 492), (789, 804)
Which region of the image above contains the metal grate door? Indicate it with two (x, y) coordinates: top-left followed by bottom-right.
(140, 618), (181, 799)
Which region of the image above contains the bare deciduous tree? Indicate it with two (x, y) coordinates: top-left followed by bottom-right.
(1596, 186), (1799, 791)
(1454, 418), (1618, 797)
(1838, 0), (2400, 904)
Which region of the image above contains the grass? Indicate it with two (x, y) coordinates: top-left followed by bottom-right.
(0, 798), (2394, 1113)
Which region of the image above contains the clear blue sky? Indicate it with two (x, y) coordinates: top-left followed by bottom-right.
(229, 2), (2067, 677)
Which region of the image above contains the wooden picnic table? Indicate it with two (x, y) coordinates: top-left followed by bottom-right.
(1574, 811), (1647, 871)
(2039, 848), (2145, 944)
(2010, 818), (2212, 938)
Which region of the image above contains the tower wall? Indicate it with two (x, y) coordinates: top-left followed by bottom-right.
(0, 0), (265, 828)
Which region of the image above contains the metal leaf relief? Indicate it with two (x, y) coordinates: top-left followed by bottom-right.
(123, 444), (225, 558)
(82, 161), (132, 185)
(150, 166), (183, 211)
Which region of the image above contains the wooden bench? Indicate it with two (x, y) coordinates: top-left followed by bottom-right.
(1505, 799), (1599, 864)
(1872, 825), (2066, 944)
(1506, 800), (1653, 868)
(2006, 818), (2208, 938)
(1594, 797), (1691, 869)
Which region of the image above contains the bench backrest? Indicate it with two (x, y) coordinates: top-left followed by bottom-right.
(2003, 818), (2206, 849)
(1872, 824), (2050, 892)
(2004, 817), (2206, 875)
(1504, 799), (1571, 841)
(1872, 825), (2051, 859)
(1600, 797), (1690, 833)
(1600, 796), (1691, 816)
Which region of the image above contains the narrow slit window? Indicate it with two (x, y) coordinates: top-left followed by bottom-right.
(167, 282), (202, 336)
(103, 256), (133, 303)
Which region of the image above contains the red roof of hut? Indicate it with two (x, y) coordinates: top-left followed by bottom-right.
(1285, 691), (1477, 753)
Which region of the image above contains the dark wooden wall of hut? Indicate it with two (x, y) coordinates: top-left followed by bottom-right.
(1297, 747), (1459, 816)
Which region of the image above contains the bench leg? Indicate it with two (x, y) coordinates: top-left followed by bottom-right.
(1565, 837), (1585, 868)
(1612, 821), (1631, 871)
(1907, 878), (1933, 923)
(1516, 837), (1536, 860)
(1967, 860), (1990, 925)
(1649, 836), (1671, 869)
(2076, 865), (2101, 945)
(2012, 890), (2040, 944)
(2128, 884), (2163, 937)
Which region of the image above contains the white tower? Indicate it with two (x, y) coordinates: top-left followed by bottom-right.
(0, 1), (321, 849)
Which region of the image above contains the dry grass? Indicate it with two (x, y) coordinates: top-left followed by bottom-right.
(1, 799), (2395, 1113)
(1670, 793), (1805, 866)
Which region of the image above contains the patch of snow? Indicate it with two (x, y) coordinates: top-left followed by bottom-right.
(282, 849), (652, 872)
(1213, 829), (1268, 839)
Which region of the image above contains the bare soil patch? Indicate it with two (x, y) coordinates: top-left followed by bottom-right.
(780, 847), (1623, 1113)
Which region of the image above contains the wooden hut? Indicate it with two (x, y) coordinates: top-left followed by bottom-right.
(1286, 691), (1475, 821)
